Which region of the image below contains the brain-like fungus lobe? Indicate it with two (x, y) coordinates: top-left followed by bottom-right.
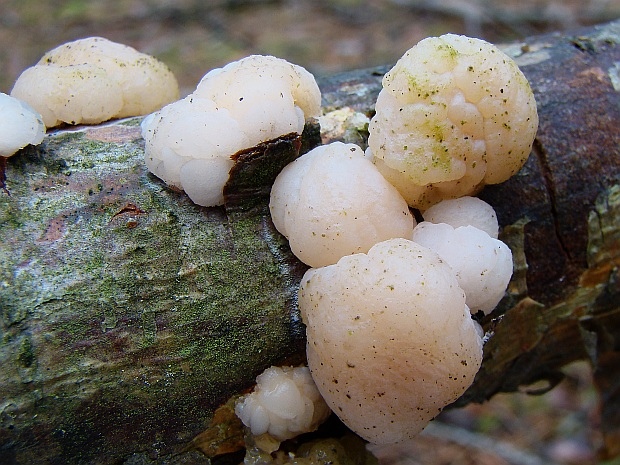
(142, 55), (321, 207)
(269, 142), (414, 267)
(299, 238), (483, 444)
(412, 197), (512, 314)
(235, 366), (331, 442)
(413, 221), (513, 314)
(10, 37), (179, 127)
(367, 34), (538, 209)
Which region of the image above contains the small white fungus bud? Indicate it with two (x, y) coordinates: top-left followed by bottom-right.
(0, 93), (45, 157)
(235, 366), (331, 442)
(269, 142), (415, 268)
(367, 34), (538, 209)
(11, 37), (179, 127)
(299, 238), (483, 444)
(412, 222), (513, 314)
(142, 55), (321, 207)
(422, 196), (499, 238)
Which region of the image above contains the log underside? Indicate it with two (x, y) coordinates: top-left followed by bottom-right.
(1, 20), (619, 464)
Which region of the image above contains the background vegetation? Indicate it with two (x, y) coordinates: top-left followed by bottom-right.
(1, 0), (618, 93)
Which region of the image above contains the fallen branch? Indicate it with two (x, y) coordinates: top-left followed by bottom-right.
(0, 20), (619, 464)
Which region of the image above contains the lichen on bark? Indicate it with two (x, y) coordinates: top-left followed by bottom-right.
(0, 120), (312, 463)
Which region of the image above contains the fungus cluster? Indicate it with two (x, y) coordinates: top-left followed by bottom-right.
(235, 366), (331, 445)
(141, 55), (321, 207)
(0, 25), (541, 454)
(6, 34), (535, 449)
(0, 23), (540, 454)
(261, 34), (536, 446)
(366, 33), (538, 209)
(11, 37), (179, 127)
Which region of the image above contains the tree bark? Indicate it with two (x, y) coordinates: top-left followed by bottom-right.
(1, 20), (619, 464)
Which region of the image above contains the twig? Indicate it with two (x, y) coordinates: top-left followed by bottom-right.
(421, 421), (557, 465)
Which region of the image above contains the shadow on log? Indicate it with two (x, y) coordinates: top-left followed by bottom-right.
(0, 20), (619, 464)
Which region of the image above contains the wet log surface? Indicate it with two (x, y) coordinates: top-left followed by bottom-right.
(1, 20), (619, 464)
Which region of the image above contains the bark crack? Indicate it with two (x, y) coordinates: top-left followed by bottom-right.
(532, 138), (572, 260)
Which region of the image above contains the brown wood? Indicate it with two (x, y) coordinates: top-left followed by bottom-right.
(0, 20), (619, 464)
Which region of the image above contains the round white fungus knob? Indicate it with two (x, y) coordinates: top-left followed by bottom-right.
(367, 34), (538, 209)
(269, 142), (415, 267)
(299, 238), (483, 444)
(235, 365), (331, 442)
(0, 92), (45, 157)
(413, 221), (513, 314)
(11, 37), (179, 127)
(422, 196), (499, 238)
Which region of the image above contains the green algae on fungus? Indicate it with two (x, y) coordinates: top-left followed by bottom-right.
(367, 34), (538, 210)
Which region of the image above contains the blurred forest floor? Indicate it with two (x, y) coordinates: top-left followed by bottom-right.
(1, 1), (620, 464)
(1, 0), (619, 93)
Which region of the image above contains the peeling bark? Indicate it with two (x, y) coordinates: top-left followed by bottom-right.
(0, 20), (619, 464)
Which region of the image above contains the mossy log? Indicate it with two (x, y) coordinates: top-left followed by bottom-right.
(1, 20), (619, 465)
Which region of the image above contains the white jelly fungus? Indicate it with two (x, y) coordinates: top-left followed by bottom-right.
(10, 37), (179, 127)
(235, 366), (331, 442)
(412, 221), (512, 314)
(142, 55), (321, 207)
(299, 238), (483, 444)
(0, 92), (45, 157)
(269, 142), (414, 268)
(422, 196), (499, 238)
(367, 34), (538, 209)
